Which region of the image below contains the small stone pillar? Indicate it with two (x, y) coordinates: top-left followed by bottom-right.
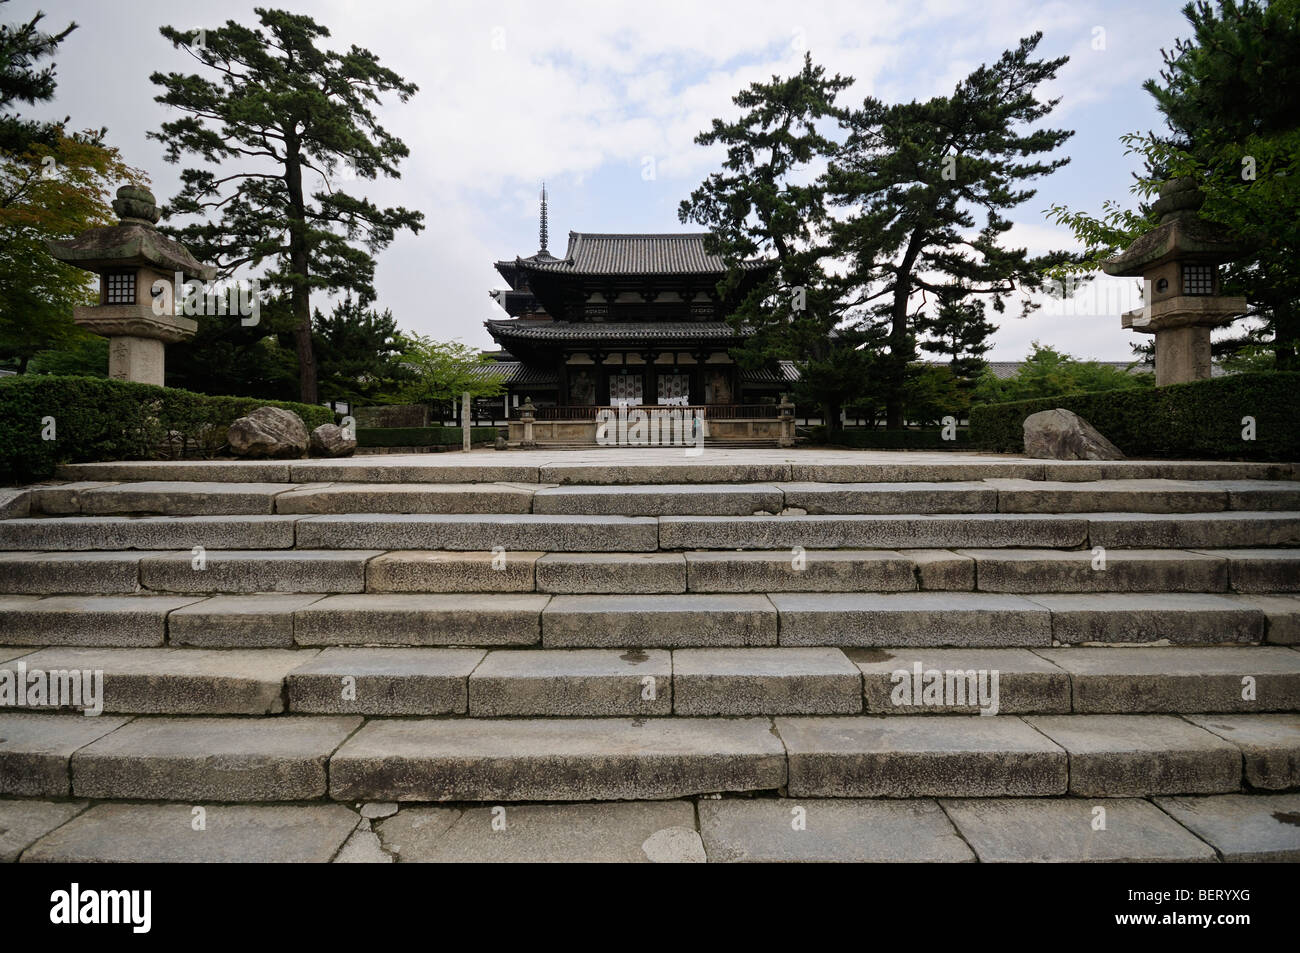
(462, 391), (472, 452)
(1102, 177), (1246, 386)
(519, 398), (537, 449)
(47, 184), (216, 386)
(778, 393), (795, 448)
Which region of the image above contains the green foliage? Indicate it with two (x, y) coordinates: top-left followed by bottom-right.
(973, 342), (1153, 404)
(0, 2), (77, 153)
(26, 333), (107, 376)
(355, 426), (499, 448)
(165, 293), (299, 400)
(0, 375), (333, 483)
(970, 372), (1300, 460)
(312, 294), (408, 406)
(150, 7), (424, 402)
(386, 336), (503, 406)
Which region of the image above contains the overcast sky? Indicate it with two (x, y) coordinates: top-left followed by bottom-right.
(13, 0), (1196, 359)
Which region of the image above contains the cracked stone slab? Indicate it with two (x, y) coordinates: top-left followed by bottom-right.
(776, 715), (1067, 797)
(533, 484), (783, 516)
(294, 594), (547, 647)
(168, 593), (324, 648)
(140, 549), (382, 593)
(0, 551), (143, 594)
(941, 797), (1216, 862)
(1026, 593), (1265, 645)
(275, 482), (534, 515)
(366, 551), (540, 593)
(287, 647), (485, 715)
(1025, 714), (1242, 796)
(853, 647), (1070, 714)
(1034, 646), (1300, 713)
(699, 797), (974, 863)
(468, 648), (670, 717)
(0, 594), (203, 647)
(1155, 793), (1300, 861)
(1183, 713), (1300, 790)
(988, 478), (1229, 514)
(330, 716), (786, 802)
(77, 481), (293, 515)
(296, 513), (658, 552)
(541, 594), (777, 648)
(536, 552), (686, 594)
(377, 801), (703, 863)
(0, 515), (298, 551)
(0, 712), (131, 796)
(772, 593), (1052, 648)
(333, 824), (394, 863)
(3, 647), (311, 714)
(958, 548), (1229, 593)
(1086, 512), (1300, 548)
(658, 514), (1087, 550)
(775, 481), (997, 515)
(0, 799), (88, 861)
(1224, 594), (1300, 645)
(21, 802), (359, 863)
(684, 550), (916, 593)
(1192, 549), (1300, 593)
(71, 715), (362, 801)
(672, 647), (862, 715)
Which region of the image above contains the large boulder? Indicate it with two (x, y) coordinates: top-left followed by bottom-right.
(1023, 408), (1124, 461)
(310, 423), (356, 458)
(226, 406), (309, 459)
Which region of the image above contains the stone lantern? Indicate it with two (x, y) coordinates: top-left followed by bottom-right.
(1102, 177), (1246, 386)
(48, 184), (215, 386)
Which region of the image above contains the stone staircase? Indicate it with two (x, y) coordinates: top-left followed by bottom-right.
(0, 451), (1297, 862)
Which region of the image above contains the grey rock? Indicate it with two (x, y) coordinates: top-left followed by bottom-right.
(698, 797), (975, 863)
(541, 594), (778, 648)
(287, 647), (484, 714)
(360, 802), (399, 820)
(0, 488), (30, 519)
(227, 406), (309, 459)
(71, 715), (361, 801)
(21, 803), (359, 863)
(672, 647), (862, 715)
(1184, 713), (1300, 790)
(1154, 793), (1300, 861)
(468, 648), (671, 717)
(942, 797), (1216, 862)
(1023, 408), (1123, 461)
(330, 717), (787, 801)
(310, 423), (356, 458)
(1025, 714), (1242, 796)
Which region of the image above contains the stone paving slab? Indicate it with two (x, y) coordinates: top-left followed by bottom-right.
(909, 550), (976, 590)
(1024, 714), (1242, 796)
(274, 483), (534, 515)
(957, 548), (1229, 593)
(536, 552), (686, 594)
(77, 481), (293, 515)
(1086, 512), (1300, 548)
(1155, 793), (1300, 861)
(684, 549), (916, 593)
(3, 647), (310, 714)
(659, 514), (1088, 550)
(140, 549), (382, 593)
(0, 594), (203, 647)
(776, 715), (1067, 797)
(287, 647), (486, 715)
(697, 797), (974, 862)
(541, 594), (777, 648)
(20, 802), (360, 863)
(672, 647), (861, 715)
(775, 482), (997, 515)
(0, 515), (298, 551)
(533, 484), (783, 516)
(1193, 549), (1300, 593)
(1034, 646), (1300, 713)
(71, 715), (362, 801)
(366, 551), (540, 593)
(1025, 593), (1265, 645)
(772, 593), (1052, 648)
(941, 797), (1217, 862)
(1226, 594), (1300, 644)
(1184, 713), (1300, 790)
(58, 461), (296, 482)
(0, 551), (143, 594)
(853, 647), (1070, 714)
(1223, 481), (1300, 511)
(329, 717), (787, 801)
(0, 712), (131, 796)
(296, 513), (659, 552)
(376, 801), (704, 862)
(294, 594), (548, 646)
(0, 799), (88, 862)
(288, 461), (540, 484)
(167, 593), (324, 648)
(468, 648), (670, 717)
(987, 478), (1229, 514)
(28, 482), (118, 515)
(0, 487), (30, 518)
(538, 463), (793, 485)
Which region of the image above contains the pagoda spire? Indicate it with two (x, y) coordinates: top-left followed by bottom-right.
(539, 182), (549, 253)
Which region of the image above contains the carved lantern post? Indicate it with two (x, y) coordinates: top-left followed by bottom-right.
(48, 184), (216, 386)
(1102, 178), (1246, 386)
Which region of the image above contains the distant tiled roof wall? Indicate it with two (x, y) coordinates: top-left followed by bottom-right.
(521, 233), (770, 275)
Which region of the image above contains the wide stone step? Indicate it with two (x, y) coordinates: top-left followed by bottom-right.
(8, 792), (1298, 862)
(0, 515), (298, 551)
(296, 514), (659, 552)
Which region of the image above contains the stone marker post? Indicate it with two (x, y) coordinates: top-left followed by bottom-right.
(520, 398), (537, 449)
(778, 394), (795, 448)
(462, 392), (472, 452)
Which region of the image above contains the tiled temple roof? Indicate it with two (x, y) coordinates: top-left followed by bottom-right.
(485, 319), (740, 341)
(515, 233), (771, 275)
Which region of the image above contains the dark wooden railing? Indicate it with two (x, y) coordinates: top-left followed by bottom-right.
(530, 404), (776, 421)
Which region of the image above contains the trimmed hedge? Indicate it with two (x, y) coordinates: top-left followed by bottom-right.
(970, 372), (1300, 460)
(356, 426), (500, 448)
(810, 426), (972, 450)
(0, 375), (335, 484)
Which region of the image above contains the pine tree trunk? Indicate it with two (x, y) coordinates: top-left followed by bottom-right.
(284, 139), (318, 404)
